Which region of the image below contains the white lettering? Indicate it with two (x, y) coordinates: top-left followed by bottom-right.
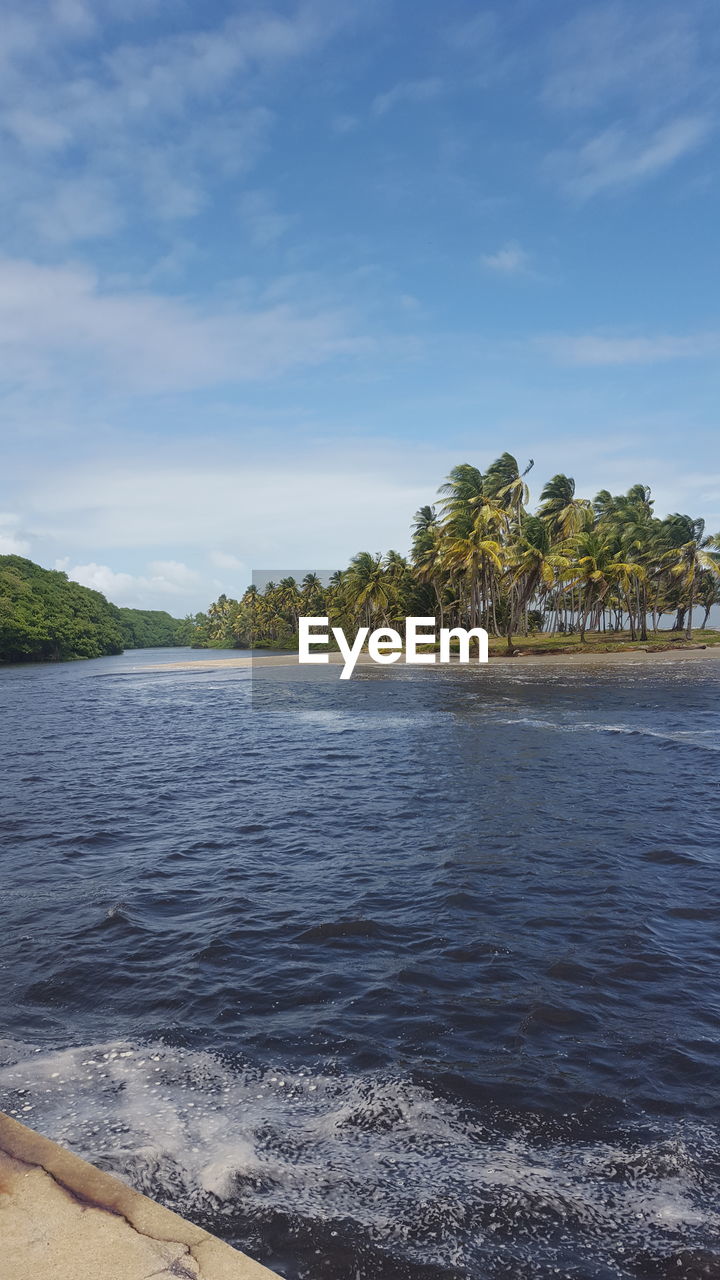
(297, 617), (490, 676)
(439, 627), (488, 663)
(405, 616), (437, 665)
(333, 625), (369, 679)
(298, 616), (329, 663)
(368, 628), (403, 664)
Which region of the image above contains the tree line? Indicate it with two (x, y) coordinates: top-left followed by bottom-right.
(0, 556), (190, 662)
(190, 455), (720, 652)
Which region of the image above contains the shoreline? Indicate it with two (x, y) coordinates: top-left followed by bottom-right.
(130, 645), (720, 672)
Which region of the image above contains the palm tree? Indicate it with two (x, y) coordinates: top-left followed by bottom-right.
(539, 474), (591, 539)
(698, 567), (720, 629)
(301, 572), (326, 615)
(484, 453), (534, 526)
(570, 530), (644, 642)
(662, 517), (720, 639)
(411, 510), (450, 626)
(438, 464), (484, 536)
(193, 460), (718, 653)
(443, 513), (504, 631)
(345, 552), (396, 626)
(611, 485), (656, 640)
(508, 516), (570, 650)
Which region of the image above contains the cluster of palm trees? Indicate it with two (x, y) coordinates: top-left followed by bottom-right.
(191, 454), (720, 651)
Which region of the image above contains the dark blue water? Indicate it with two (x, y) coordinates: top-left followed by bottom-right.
(1, 648), (719, 1280)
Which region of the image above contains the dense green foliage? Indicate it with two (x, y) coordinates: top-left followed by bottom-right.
(0, 556), (189, 662)
(0, 556), (125, 661)
(192, 455), (720, 651)
(116, 607), (191, 650)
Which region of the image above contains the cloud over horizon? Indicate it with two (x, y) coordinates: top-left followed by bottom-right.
(0, 0), (718, 608)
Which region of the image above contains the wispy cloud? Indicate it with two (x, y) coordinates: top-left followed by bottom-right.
(539, 331), (720, 366)
(239, 190), (293, 247)
(331, 114), (359, 136)
(0, 2), (350, 247)
(549, 115), (711, 199)
(372, 78), (443, 117)
(445, 11), (498, 54)
(0, 258), (371, 393)
(22, 176), (125, 242)
(481, 241), (531, 275)
(541, 3), (716, 200)
(542, 3), (705, 115)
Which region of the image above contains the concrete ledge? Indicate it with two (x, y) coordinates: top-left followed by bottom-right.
(0, 1111), (280, 1280)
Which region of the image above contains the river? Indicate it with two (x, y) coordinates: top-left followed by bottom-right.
(1, 648), (719, 1279)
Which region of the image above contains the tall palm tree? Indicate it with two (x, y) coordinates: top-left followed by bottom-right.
(662, 517), (720, 639)
(570, 531), (644, 642)
(611, 485), (656, 640)
(539, 474), (591, 539)
(443, 514), (504, 631)
(698, 568), (720, 630)
(193, 459), (718, 652)
(438, 464), (484, 536)
(345, 552), (396, 626)
(508, 516), (570, 649)
(484, 453), (534, 525)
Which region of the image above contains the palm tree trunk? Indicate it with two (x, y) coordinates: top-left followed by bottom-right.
(685, 576), (695, 640)
(639, 582), (648, 642)
(624, 592), (637, 641)
(434, 580), (444, 629)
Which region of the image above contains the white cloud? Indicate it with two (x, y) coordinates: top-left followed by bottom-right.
(103, 3), (346, 114)
(372, 78), (444, 117)
(51, 0), (97, 36)
(23, 177), (124, 242)
(10, 433), (720, 611)
(331, 114), (359, 135)
(147, 559), (201, 588)
(539, 331), (720, 366)
(542, 4), (704, 114)
(0, 511), (31, 556)
(445, 12), (498, 53)
(0, 2), (352, 244)
(551, 115), (711, 199)
(481, 241), (530, 275)
(0, 257), (371, 393)
(2, 108), (71, 150)
(24, 450), (447, 564)
(0, 532), (31, 555)
(66, 559), (200, 606)
(65, 562), (137, 597)
(239, 189), (293, 246)
(210, 551), (246, 570)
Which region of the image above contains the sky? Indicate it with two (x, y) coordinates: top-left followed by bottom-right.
(1, 0), (719, 614)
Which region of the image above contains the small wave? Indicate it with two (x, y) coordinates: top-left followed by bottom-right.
(1, 1041), (718, 1279)
(486, 715), (720, 752)
(641, 849), (699, 866)
(294, 919), (387, 943)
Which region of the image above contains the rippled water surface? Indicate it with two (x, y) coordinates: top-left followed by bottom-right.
(1, 648), (719, 1279)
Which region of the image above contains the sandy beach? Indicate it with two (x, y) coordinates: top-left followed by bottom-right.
(130, 645), (720, 673)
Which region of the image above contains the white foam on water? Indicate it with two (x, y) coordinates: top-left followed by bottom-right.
(279, 708), (452, 733)
(1, 1040), (718, 1274)
(484, 714), (720, 752)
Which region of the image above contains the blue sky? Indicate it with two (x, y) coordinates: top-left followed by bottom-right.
(1, 0), (719, 612)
